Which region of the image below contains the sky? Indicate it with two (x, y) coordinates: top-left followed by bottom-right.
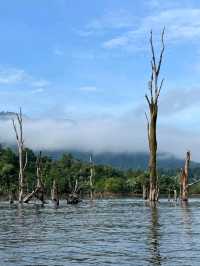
(1, 0), (200, 160)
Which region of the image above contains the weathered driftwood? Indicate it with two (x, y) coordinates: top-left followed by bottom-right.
(188, 179), (200, 187)
(12, 108), (27, 203)
(180, 151), (190, 201)
(145, 28), (165, 201)
(51, 179), (59, 206)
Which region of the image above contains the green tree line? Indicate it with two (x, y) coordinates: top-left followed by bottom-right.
(0, 145), (200, 198)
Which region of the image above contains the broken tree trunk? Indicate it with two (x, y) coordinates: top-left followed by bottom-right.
(12, 108), (27, 203)
(145, 28), (165, 201)
(51, 179), (59, 206)
(23, 151), (45, 204)
(180, 151), (191, 201)
(67, 179), (81, 204)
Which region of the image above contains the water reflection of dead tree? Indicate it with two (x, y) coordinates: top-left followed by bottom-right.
(148, 204), (162, 265)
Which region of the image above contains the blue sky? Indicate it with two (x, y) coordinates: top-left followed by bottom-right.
(1, 0), (200, 159)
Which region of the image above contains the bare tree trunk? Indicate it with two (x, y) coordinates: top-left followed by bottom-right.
(145, 28), (165, 201)
(51, 179), (59, 206)
(12, 108), (27, 203)
(67, 179), (81, 204)
(143, 184), (148, 200)
(174, 189), (177, 201)
(23, 151), (45, 204)
(89, 155), (95, 200)
(180, 151), (190, 201)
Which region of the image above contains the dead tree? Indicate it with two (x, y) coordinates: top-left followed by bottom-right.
(145, 28), (165, 201)
(89, 155), (95, 200)
(180, 151), (191, 201)
(23, 151), (45, 204)
(51, 179), (59, 206)
(12, 108), (28, 203)
(67, 179), (81, 204)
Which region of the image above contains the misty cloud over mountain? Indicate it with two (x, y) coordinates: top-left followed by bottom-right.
(0, 111), (199, 162)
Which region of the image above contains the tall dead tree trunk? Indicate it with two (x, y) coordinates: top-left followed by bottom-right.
(145, 28), (165, 201)
(89, 155), (95, 200)
(180, 151), (190, 201)
(12, 108), (27, 203)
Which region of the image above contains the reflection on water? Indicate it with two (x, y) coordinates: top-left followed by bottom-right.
(0, 199), (200, 266)
(148, 203), (162, 266)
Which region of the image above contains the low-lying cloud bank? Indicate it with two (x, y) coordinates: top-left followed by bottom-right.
(0, 113), (200, 162)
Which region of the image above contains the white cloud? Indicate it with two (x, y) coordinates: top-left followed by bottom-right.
(1, 97), (200, 162)
(77, 9), (139, 37)
(0, 68), (28, 84)
(0, 67), (50, 90)
(103, 8), (200, 50)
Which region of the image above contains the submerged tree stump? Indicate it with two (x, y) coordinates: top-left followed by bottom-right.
(67, 193), (81, 204)
(51, 179), (59, 207)
(143, 185), (148, 200)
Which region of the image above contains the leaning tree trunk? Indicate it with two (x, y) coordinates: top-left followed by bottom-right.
(145, 28), (165, 201)
(180, 151), (190, 201)
(23, 151), (45, 204)
(12, 108), (28, 203)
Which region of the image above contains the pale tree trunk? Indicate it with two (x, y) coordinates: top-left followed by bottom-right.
(23, 151), (45, 204)
(145, 28), (165, 201)
(174, 190), (177, 201)
(180, 151), (190, 201)
(12, 108), (27, 203)
(89, 155), (95, 200)
(67, 179), (81, 204)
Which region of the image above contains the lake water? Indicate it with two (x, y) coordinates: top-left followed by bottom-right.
(0, 198), (200, 266)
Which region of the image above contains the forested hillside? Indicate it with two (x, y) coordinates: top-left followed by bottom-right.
(1, 145), (200, 198)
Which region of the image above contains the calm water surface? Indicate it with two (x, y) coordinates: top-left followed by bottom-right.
(0, 198), (200, 266)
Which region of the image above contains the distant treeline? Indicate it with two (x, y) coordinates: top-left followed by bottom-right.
(0, 145), (200, 197)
